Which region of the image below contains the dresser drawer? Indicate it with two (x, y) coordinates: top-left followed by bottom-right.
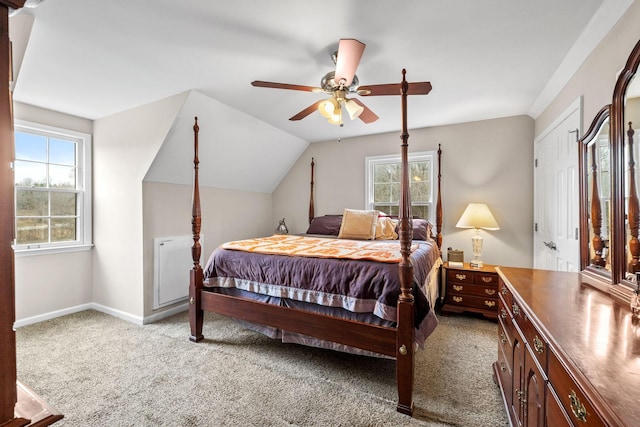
(448, 282), (498, 298)
(498, 315), (513, 374)
(498, 279), (513, 314)
(447, 269), (474, 284)
(546, 383), (574, 427)
(521, 314), (547, 372)
(548, 349), (606, 427)
(496, 342), (512, 405)
(498, 299), (514, 348)
(444, 294), (497, 311)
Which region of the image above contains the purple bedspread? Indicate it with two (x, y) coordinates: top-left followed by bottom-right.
(203, 237), (440, 326)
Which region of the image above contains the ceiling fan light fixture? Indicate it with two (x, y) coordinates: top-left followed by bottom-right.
(344, 99), (364, 120)
(327, 105), (343, 126)
(318, 98), (339, 119)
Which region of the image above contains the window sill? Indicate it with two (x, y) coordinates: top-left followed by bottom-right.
(13, 244), (94, 257)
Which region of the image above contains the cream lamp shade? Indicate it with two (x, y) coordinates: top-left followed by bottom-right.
(456, 203), (499, 268)
(455, 203), (500, 230)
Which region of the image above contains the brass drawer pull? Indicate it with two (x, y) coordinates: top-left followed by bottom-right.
(399, 344), (408, 356)
(533, 336), (544, 354)
(453, 296), (463, 303)
(569, 390), (588, 422)
(455, 273), (467, 281)
(485, 289), (496, 295)
(500, 333), (507, 344)
(484, 300), (496, 308)
(516, 389), (527, 404)
(453, 284), (463, 292)
(481, 276), (493, 283)
(500, 361), (506, 372)
(501, 287), (508, 295)
(500, 309), (507, 319)
(512, 304), (520, 316)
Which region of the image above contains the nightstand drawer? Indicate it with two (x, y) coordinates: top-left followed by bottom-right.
(474, 273), (498, 286)
(449, 283), (498, 298)
(447, 269), (474, 284)
(444, 294), (497, 311)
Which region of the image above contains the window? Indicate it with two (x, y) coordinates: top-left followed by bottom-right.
(365, 151), (435, 222)
(13, 120), (92, 254)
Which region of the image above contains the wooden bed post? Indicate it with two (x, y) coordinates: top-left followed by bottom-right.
(396, 69), (415, 416)
(189, 117), (204, 342)
(309, 157), (315, 224)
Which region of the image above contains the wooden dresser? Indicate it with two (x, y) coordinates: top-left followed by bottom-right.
(441, 262), (498, 319)
(494, 267), (640, 427)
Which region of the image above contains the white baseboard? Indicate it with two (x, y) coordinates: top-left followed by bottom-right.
(143, 302), (189, 324)
(14, 302), (189, 328)
(14, 303), (94, 328)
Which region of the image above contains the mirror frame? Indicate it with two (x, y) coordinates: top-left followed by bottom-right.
(580, 38), (640, 301)
(579, 104), (611, 280)
(611, 38), (640, 289)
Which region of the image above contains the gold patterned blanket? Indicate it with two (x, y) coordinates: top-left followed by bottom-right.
(221, 234), (415, 263)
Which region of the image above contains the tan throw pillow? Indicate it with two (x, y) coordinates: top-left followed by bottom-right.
(338, 209), (378, 240)
(375, 216), (399, 240)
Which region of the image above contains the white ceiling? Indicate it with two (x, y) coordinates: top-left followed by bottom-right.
(9, 0), (633, 144)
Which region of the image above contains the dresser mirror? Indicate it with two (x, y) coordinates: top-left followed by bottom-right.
(606, 38), (640, 290)
(579, 105), (611, 277)
(580, 39), (640, 293)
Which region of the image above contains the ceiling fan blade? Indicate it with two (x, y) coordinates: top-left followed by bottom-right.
(252, 81), (324, 93)
(358, 81), (432, 96)
(350, 98), (379, 123)
(289, 100), (324, 121)
(334, 39), (366, 87)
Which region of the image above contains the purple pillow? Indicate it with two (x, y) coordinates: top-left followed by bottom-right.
(411, 218), (432, 241)
(391, 217), (433, 240)
(306, 215), (343, 236)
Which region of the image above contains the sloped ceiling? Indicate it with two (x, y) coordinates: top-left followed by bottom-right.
(144, 90), (308, 193)
(10, 0), (633, 145)
(7, 0), (635, 194)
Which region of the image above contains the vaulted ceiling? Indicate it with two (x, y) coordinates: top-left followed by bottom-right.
(10, 0), (632, 145)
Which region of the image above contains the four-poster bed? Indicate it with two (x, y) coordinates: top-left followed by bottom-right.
(188, 70), (443, 415)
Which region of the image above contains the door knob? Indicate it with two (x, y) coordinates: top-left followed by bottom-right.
(543, 241), (557, 250)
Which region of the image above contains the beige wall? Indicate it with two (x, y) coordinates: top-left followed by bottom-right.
(13, 102), (94, 322)
(142, 181), (273, 317)
(273, 115), (535, 268)
(536, 1), (640, 137)
(92, 92), (188, 320)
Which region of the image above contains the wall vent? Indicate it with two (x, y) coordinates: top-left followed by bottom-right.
(153, 235), (203, 310)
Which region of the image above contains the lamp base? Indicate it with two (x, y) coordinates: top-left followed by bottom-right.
(470, 259), (484, 268)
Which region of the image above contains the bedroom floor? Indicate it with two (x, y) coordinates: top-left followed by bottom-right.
(15, 309), (508, 426)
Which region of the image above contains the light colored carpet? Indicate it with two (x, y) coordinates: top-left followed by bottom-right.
(16, 310), (509, 426)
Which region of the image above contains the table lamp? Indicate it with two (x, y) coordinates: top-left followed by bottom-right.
(456, 203), (500, 268)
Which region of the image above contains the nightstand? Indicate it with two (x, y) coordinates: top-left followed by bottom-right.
(441, 262), (498, 319)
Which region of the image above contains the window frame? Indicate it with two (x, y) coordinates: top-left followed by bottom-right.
(365, 151), (436, 223)
(12, 120), (93, 256)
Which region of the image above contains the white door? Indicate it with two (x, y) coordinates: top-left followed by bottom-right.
(534, 99), (581, 271)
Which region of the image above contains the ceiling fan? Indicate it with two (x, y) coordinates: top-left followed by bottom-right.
(251, 39), (433, 126)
